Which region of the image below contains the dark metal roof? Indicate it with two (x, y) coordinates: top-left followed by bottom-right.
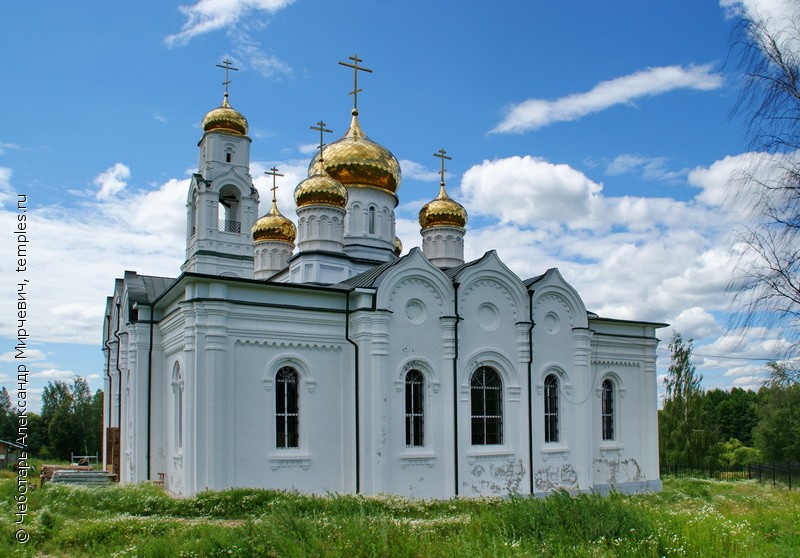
(338, 258), (401, 288)
(124, 271), (176, 305)
(443, 255), (484, 280)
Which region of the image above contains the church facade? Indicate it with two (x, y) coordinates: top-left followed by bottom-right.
(102, 60), (664, 498)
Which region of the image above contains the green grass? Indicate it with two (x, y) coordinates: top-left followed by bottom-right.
(1, 478), (798, 557)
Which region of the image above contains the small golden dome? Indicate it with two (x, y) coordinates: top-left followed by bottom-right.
(295, 162), (348, 208)
(252, 200), (296, 244)
(308, 111), (401, 196)
(394, 236), (403, 256)
(419, 183), (468, 229)
(202, 93), (248, 136)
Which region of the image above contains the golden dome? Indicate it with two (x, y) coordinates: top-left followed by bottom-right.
(252, 199), (296, 245)
(308, 110), (401, 196)
(295, 162), (348, 208)
(394, 236), (403, 256)
(419, 183), (468, 229)
(202, 93), (248, 136)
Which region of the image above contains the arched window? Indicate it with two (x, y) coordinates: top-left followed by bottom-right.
(368, 206), (376, 234)
(471, 367), (503, 445)
(172, 363), (183, 449)
(405, 370), (424, 447)
(190, 189), (198, 236)
(218, 185), (241, 233)
(544, 374), (559, 443)
(275, 367), (299, 448)
(601, 379), (614, 441)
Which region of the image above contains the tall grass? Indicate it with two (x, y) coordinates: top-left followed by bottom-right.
(1, 477), (798, 557)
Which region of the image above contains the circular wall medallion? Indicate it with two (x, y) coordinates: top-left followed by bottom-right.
(477, 302), (500, 331)
(405, 299), (427, 324)
(543, 311), (560, 334)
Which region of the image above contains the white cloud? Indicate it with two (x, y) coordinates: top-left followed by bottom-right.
(154, 113), (168, 123)
(0, 349), (46, 363)
(0, 143), (19, 156)
(688, 150), (796, 216)
(669, 307), (722, 340)
(32, 368), (77, 380)
(228, 29), (292, 79)
(606, 154), (688, 182)
(298, 143), (317, 155)
(460, 156), (604, 229)
(0, 171), (187, 344)
(93, 163), (131, 201)
(399, 160), (439, 182)
(491, 64), (724, 134)
(0, 166), (13, 206)
(165, 0), (295, 47)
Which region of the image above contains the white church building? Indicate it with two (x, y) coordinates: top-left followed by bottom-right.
(103, 58), (664, 498)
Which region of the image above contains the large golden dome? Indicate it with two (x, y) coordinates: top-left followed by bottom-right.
(252, 200), (296, 245)
(202, 93), (248, 136)
(308, 110), (401, 196)
(295, 162), (348, 209)
(419, 183), (468, 229)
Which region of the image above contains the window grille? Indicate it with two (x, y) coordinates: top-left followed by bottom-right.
(471, 367), (503, 445)
(601, 379), (614, 441)
(544, 374), (559, 443)
(405, 370), (425, 447)
(276, 367), (299, 448)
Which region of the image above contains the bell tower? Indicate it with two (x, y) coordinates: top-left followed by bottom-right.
(182, 61), (259, 279)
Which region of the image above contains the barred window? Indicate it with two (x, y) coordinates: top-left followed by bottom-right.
(601, 379), (614, 441)
(405, 370), (425, 447)
(275, 367), (299, 448)
(471, 367), (503, 445)
(544, 374), (559, 443)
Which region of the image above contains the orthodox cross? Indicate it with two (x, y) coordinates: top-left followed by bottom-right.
(216, 59), (239, 95)
(310, 120), (332, 161)
(433, 148), (452, 185)
(338, 53), (373, 112)
(264, 167), (283, 203)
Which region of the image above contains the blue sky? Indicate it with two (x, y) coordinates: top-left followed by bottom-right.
(0, 0), (793, 412)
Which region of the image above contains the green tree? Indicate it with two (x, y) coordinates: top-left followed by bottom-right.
(0, 387), (15, 441)
(48, 404), (80, 460)
(754, 383), (800, 462)
(703, 387), (760, 446)
(719, 438), (762, 467)
(659, 332), (715, 464)
(23, 413), (47, 456)
(40, 377), (103, 460)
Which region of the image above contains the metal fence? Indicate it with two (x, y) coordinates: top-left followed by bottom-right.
(660, 462), (800, 490)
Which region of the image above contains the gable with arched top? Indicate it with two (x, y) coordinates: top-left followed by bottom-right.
(528, 268), (588, 330)
(453, 251), (528, 321)
(375, 248), (453, 313)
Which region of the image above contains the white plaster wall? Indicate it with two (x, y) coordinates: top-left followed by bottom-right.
(381, 275), (452, 497)
(456, 266), (530, 497)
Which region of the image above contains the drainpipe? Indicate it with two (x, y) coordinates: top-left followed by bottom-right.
(527, 289), (535, 495)
(146, 303), (155, 481)
(113, 303), (123, 433)
(452, 282), (460, 496)
(103, 312), (113, 429)
(344, 288), (360, 493)
(103, 311), (113, 471)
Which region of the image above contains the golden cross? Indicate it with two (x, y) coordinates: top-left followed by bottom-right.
(310, 120), (332, 161)
(338, 53), (373, 113)
(264, 167), (283, 203)
(433, 148), (452, 185)
(216, 59), (239, 95)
